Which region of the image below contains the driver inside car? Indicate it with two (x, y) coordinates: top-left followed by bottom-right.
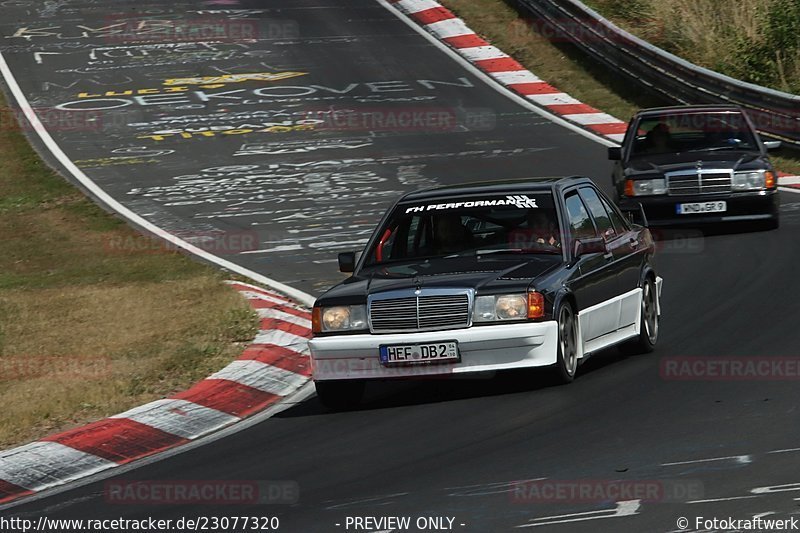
(432, 214), (472, 255)
(526, 210), (560, 247)
(645, 122), (673, 153)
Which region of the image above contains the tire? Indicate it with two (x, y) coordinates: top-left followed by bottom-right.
(315, 380), (365, 410)
(551, 302), (579, 384)
(620, 277), (659, 355)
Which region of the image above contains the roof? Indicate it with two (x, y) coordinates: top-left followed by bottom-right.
(635, 104), (744, 117)
(398, 176), (591, 203)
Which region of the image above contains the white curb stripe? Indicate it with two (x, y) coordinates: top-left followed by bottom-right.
(0, 442), (115, 491)
(459, 46), (508, 62)
(396, 0), (440, 13)
(563, 112), (623, 126)
(526, 93), (582, 106)
(257, 308), (313, 329)
(426, 18), (471, 39)
(491, 71), (542, 84)
(210, 360), (309, 396)
(111, 400), (239, 440)
(239, 290), (307, 311)
(252, 329), (311, 354)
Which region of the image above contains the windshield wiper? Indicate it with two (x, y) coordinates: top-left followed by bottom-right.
(476, 248), (559, 256)
(687, 145), (747, 153)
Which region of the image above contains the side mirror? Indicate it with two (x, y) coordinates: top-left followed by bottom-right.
(625, 203), (649, 227)
(764, 140), (782, 151)
(338, 252), (356, 273)
(608, 146), (622, 160)
(573, 237), (607, 257)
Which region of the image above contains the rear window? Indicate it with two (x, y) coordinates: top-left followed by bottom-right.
(364, 192), (562, 265)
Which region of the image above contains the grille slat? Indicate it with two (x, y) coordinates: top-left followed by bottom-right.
(667, 171), (731, 196)
(369, 292), (470, 333)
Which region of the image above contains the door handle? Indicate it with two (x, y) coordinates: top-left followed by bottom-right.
(629, 238), (639, 248)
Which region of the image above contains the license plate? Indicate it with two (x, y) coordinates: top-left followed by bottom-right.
(676, 201), (727, 214)
(379, 341), (460, 365)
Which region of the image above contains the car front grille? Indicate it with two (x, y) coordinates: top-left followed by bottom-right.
(666, 170), (732, 196)
(369, 290), (472, 333)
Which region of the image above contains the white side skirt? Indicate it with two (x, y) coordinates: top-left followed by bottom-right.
(577, 287), (643, 357)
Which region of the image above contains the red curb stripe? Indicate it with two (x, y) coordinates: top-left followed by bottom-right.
(443, 34), (488, 49)
(0, 479), (33, 504)
(509, 82), (560, 95)
(588, 122), (629, 135)
(547, 103), (601, 115)
(263, 320), (312, 338)
(41, 418), (187, 464)
(411, 7), (455, 25)
(248, 299), (312, 320)
(474, 57), (525, 72)
(240, 344), (311, 376)
(172, 379), (280, 418)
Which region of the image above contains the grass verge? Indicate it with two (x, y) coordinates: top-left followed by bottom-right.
(0, 89), (259, 448)
(437, 0), (800, 175)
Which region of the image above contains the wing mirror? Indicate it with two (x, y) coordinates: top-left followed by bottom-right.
(338, 252), (356, 273)
(625, 203), (649, 227)
(763, 140), (782, 151)
(573, 237), (607, 257)
(608, 146), (622, 160)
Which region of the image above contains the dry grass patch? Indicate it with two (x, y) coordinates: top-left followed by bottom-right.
(0, 90), (258, 448)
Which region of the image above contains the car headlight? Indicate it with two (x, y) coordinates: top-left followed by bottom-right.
(312, 305), (367, 333)
(733, 170), (774, 190)
(473, 292), (545, 323)
(624, 178), (667, 197)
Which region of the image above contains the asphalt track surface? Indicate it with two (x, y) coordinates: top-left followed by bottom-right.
(2, 0), (800, 531)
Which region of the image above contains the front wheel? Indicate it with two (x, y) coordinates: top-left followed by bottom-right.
(620, 277), (659, 355)
(315, 380), (365, 410)
(551, 302), (579, 384)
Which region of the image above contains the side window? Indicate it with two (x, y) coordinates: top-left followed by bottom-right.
(579, 187), (616, 241)
(599, 194), (629, 234)
(564, 192), (597, 241)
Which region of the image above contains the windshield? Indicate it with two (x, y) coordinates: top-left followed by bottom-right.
(364, 192), (562, 266)
(629, 111), (759, 156)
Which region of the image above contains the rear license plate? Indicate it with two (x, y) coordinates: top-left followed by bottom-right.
(379, 341), (460, 365)
(676, 201), (727, 214)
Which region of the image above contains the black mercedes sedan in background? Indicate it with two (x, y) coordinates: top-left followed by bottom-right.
(309, 177), (663, 408)
(610, 105), (780, 229)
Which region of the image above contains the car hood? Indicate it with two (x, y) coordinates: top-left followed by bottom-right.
(317, 255), (563, 304)
(625, 151), (767, 176)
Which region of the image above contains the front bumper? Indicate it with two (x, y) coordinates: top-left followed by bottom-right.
(618, 189), (779, 226)
(309, 321), (558, 381)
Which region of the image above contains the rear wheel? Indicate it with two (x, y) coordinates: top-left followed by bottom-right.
(552, 303), (578, 384)
(315, 380), (365, 410)
(620, 277), (659, 355)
